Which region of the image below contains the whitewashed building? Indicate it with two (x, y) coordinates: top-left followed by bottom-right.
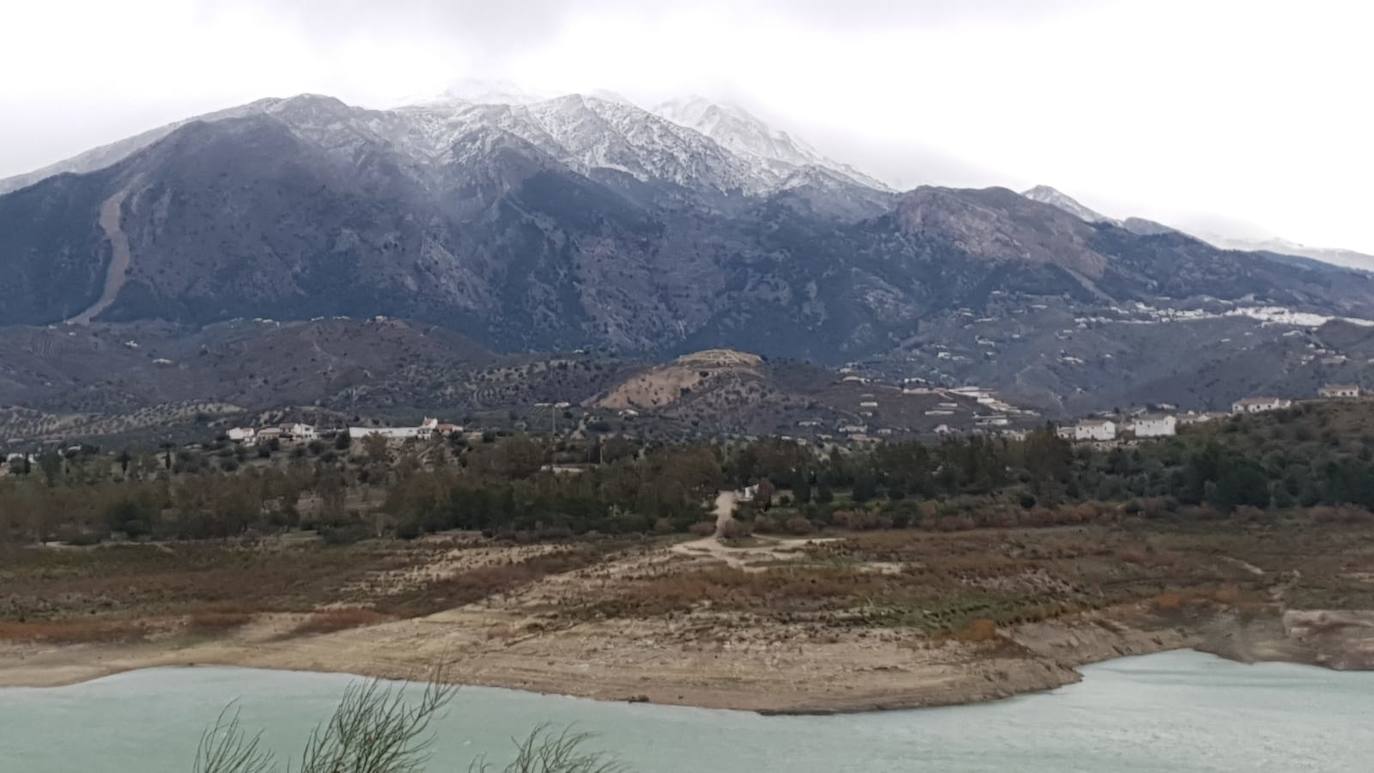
(348, 418), (442, 443)
(283, 423), (318, 442)
(1231, 397), (1293, 414)
(1129, 414), (1176, 438)
(1066, 419), (1117, 442)
(1319, 384), (1361, 399)
(349, 426), (429, 442)
(226, 427), (257, 443)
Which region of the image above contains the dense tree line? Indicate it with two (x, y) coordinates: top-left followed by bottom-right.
(0, 434), (721, 545)
(4, 401), (1374, 546)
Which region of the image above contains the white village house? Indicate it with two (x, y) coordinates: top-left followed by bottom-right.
(1319, 384), (1361, 399)
(1231, 397), (1293, 414)
(1178, 411), (1226, 426)
(1058, 419), (1117, 442)
(226, 427), (256, 443)
(1129, 414), (1177, 438)
(283, 423), (318, 442)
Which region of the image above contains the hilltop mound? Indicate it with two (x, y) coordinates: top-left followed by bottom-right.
(674, 349), (764, 368)
(597, 349), (764, 411)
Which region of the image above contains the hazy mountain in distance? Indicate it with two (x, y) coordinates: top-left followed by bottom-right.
(416, 78), (548, 106)
(1195, 234), (1374, 272)
(1023, 185), (1372, 271)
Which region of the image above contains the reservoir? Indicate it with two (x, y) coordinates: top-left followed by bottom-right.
(0, 650), (1369, 771)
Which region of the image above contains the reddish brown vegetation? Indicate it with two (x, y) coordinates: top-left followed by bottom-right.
(954, 618), (1000, 642)
(290, 608), (390, 636)
(0, 619), (149, 644)
(186, 610), (255, 634)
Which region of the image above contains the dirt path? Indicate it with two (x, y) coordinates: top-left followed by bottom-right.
(668, 490), (837, 570)
(668, 491), (741, 565)
(712, 490), (738, 535)
(65, 189), (132, 325)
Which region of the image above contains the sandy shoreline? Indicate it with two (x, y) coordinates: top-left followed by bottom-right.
(0, 605), (1199, 713)
(6, 527), (1373, 714)
(4, 605), (1372, 714)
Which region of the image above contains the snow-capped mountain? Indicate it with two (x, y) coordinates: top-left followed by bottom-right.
(1020, 185), (1116, 224)
(0, 91), (888, 200)
(654, 96), (890, 192)
(7, 91), (1374, 419)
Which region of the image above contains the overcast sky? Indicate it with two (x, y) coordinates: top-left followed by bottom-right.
(4, 0), (1371, 251)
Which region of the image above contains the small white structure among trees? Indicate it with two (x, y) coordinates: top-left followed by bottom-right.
(1231, 397), (1293, 414)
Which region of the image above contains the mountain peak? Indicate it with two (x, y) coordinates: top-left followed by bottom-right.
(898, 186), (1108, 277)
(1021, 185), (1116, 224)
(653, 96), (890, 192)
(428, 78), (547, 106)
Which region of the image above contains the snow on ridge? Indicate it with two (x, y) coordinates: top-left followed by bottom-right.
(653, 95), (890, 192)
(0, 84), (889, 201)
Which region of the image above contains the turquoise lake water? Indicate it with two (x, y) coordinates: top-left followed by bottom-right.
(0, 650), (1370, 771)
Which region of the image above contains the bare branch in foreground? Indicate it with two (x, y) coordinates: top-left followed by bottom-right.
(194, 704), (277, 773)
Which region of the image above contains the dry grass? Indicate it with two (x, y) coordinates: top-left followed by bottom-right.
(186, 610), (256, 634)
(0, 538), (616, 645)
(0, 619), (149, 644)
(376, 545), (611, 618)
(953, 618), (1000, 642)
(1152, 592), (1185, 611)
(6, 520), (1374, 653)
(567, 520), (1374, 636)
(290, 608), (390, 637)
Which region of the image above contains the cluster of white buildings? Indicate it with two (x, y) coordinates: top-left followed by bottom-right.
(1057, 413), (1179, 443)
(224, 417), (467, 448)
(1230, 396), (1294, 415)
(1057, 383), (1365, 444)
(1228, 384), (1360, 415)
(226, 422), (319, 446)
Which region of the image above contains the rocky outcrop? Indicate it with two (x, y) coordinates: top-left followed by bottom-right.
(1281, 610), (1374, 669)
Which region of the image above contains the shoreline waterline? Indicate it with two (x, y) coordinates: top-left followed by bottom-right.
(3, 650), (1372, 772)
